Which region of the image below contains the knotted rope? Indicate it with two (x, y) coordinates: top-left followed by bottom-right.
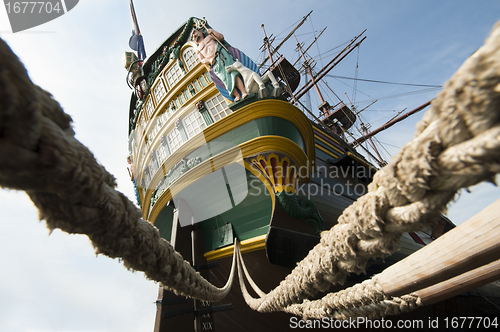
(235, 21), (500, 316)
(0, 38), (237, 302)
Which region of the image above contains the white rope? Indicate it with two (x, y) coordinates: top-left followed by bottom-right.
(236, 240), (424, 320)
(236, 241), (267, 298)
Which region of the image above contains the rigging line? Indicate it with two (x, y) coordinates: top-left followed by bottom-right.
(321, 80), (343, 104)
(362, 109), (398, 112)
(354, 87), (441, 104)
(259, 11), (313, 69)
(315, 41), (350, 58)
(373, 136), (393, 159)
(292, 31), (366, 101)
(326, 75), (443, 88)
(293, 27), (327, 67)
(307, 45), (351, 64)
(375, 88), (442, 100)
(360, 139), (386, 166)
(310, 18), (324, 68)
(366, 145), (385, 166)
(352, 46), (360, 104)
(274, 16), (306, 39)
(294, 30), (324, 38)
(375, 140), (402, 149)
(329, 75), (373, 99)
(347, 129), (386, 167)
(294, 98), (337, 135)
(300, 94), (386, 168)
(352, 108), (405, 130)
(369, 113), (402, 126)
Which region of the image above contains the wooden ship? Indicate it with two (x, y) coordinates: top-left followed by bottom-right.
(123, 13), (500, 332)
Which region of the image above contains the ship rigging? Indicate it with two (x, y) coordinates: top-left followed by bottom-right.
(255, 12), (442, 167)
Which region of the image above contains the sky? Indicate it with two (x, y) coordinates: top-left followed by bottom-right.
(0, 1), (499, 331)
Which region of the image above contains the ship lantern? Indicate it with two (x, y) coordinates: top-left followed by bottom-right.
(123, 51), (138, 70)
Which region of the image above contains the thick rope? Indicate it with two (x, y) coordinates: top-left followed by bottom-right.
(235, 21), (500, 314)
(236, 241), (267, 298)
(235, 237), (424, 320)
(236, 239), (424, 320)
(282, 278), (423, 321)
(0, 38), (237, 302)
(1, 18), (500, 319)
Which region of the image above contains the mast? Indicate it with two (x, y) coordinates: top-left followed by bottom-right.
(295, 34), (329, 115)
(345, 95), (386, 166)
(293, 29), (366, 102)
(258, 10), (313, 69)
(351, 100), (432, 147)
(260, 24), (275, 67)
(292, 27), (327, 67)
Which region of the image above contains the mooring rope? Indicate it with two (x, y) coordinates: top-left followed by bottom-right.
(282, 279), (423, 321)
(0, 38), (237, 302)
(234, 20), (500, 315)
(1, 18), (499, 320)
(236, 237), (424, 320)
(236, 241), (267, 298)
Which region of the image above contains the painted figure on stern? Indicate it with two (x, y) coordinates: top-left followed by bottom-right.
(191, 28), (249, 101)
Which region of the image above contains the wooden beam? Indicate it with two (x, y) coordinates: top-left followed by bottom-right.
(376, 198), (500, 297)
(416, 258), (500, 305)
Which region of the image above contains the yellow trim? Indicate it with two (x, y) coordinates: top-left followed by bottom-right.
(315, 143), (341, 159)
(314, 134), (344, 155)
(138, 97), (314, 186)
(242, 136), (308, 173)
(180, 41), (197, 55)
(147, 135), (305, 223)
(141, 101), (314, 218)
(203, 99), (315, 165)
(313, 128), (343, 145)
(250, 154), (298, 194)
(244, 160), (276, 210)
(204, 235), (266, 262)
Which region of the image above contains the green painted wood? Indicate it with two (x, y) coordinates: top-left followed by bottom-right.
(153, 117), (305, 252)
(207, 117), (305, 155)
(155, 205), (175, 241)
(176, 117), (305, 174)
(198, 170), (273, 252)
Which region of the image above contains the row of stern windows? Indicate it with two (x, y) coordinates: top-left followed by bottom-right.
(141, 46), (204, 122)
(131, 93), (231, 189)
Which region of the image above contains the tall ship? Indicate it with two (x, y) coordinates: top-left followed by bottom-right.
(123, 14), (499, 331)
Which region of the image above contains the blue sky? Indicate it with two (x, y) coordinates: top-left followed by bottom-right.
(0, 1), (499, 331)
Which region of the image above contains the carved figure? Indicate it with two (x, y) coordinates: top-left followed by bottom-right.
(191, 28), (249, 102)
(225, 60), (282, 99)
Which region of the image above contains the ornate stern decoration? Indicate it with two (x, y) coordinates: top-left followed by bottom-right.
(250, 153), (325, 234)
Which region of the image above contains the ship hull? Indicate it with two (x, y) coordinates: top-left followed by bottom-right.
(124, 18), (499, 330)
